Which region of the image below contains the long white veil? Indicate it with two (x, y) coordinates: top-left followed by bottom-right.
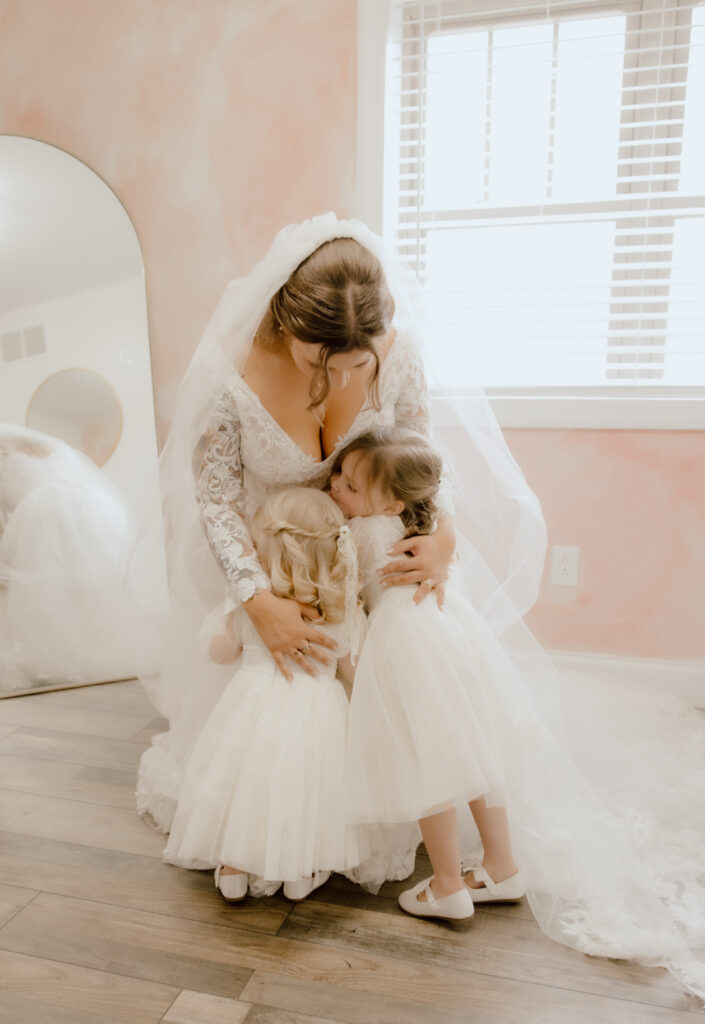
(136, 213), (705, 1002)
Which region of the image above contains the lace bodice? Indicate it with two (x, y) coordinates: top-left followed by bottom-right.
(193, 330), (430, 605)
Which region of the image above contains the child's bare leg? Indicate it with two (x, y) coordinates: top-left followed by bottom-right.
(219, 865), (246, 876)
(418, 806), (464, 899)
(465, 797), (517, 887)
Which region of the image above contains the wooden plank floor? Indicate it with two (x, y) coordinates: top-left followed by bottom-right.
(0, 680), (701, 1024)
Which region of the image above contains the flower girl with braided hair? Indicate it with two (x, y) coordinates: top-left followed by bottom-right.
(164, 487), (365, 902)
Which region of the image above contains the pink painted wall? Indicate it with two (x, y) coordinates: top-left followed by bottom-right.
(0, 0), (357, 436)
(1, 0), (702, 661)
(506, 429), (705, 659)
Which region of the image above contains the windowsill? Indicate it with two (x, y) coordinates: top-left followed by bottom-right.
(431, 388), (705, 430)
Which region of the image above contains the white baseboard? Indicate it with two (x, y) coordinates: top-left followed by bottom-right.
(548, 650), (705, 709)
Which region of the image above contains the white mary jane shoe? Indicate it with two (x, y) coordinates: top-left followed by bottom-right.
(464, 865), (525, 903)
(399, 877), (475, 920)
(283, 870), (331, 902)
(215, 864), (248, 902)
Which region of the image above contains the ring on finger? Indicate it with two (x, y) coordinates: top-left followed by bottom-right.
(301, 639), (312, 654)
(422, 578), (434, 588)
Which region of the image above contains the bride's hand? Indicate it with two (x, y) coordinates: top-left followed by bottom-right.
(243, 590), (336, 681)
(378, 517), (456, 609)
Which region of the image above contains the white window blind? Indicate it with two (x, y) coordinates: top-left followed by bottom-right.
(384, 0), (705, 391)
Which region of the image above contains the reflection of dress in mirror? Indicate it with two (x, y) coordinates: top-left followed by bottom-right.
(0, 424), (149, 692)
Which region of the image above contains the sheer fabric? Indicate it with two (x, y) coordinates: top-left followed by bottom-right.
(0, 425), (154, 691)
(164, 607), (367, 884)
(136, 214), (705, 1001)
(345, 514), (508, 824)
(192, 331), (430, 605)
(136, 236), (451, 831)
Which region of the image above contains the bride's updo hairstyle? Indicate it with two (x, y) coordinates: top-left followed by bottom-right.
(251, 488), (357, 624)
(333, 427), (443, 536)
(262, 237), (395, 408)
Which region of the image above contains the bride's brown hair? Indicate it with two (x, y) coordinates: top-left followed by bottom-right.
(258, 237), (395, 409)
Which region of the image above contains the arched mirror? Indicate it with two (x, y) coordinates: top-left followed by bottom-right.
(0, 136), (165, 697)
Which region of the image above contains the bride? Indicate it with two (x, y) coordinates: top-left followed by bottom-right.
(137, 213), (705, 1002)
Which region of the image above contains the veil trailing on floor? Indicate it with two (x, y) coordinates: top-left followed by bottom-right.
(136, 213), (705, 1002)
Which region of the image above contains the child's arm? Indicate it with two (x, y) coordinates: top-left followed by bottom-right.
(337, 653), (356, 690)
(336, 603), (367, 698)
(199, 601), (242, 664)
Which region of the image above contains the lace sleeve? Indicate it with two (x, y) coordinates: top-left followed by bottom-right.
(393, 334), (431, 436)
(193, 388), (271, 605)
(393, 336), (454, 518)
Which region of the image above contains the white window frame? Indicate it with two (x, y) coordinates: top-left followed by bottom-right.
(356, 0), (705, 429)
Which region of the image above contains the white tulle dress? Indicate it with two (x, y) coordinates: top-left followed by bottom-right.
(164, 607), (366, 884)
(137, 326), (432, 833)
(0, 425), (153, 692)
(344, 514), (705, 1001)
(345, 514), (509, 824)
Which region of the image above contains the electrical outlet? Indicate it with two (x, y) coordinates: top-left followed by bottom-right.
(550, 545), (579, 587)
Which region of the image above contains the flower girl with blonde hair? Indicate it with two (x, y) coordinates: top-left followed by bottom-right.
(164, 487), (365, 901)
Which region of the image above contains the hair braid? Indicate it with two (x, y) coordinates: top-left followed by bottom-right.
(252, 488), (360, 624)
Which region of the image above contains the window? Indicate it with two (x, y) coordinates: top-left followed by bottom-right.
(381, 0), (705, 423)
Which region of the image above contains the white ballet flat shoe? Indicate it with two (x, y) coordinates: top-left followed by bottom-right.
(398, 877), (475, 920)
(282, 870), (331, 902)
(214, 864), (248, 901)
(465, 865), (525, 903)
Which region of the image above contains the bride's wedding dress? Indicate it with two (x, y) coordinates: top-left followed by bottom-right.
(135, 214), (705, 1002)
(136, 325), (430, 829)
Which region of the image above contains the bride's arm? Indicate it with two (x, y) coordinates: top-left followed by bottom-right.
(392, 333), (432, 437)
(193, 388), (271, 605)
(194, 389), (336, 678)
(385, 336), (456, 605)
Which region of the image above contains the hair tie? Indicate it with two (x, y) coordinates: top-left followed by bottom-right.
(265, 519), (319, 540)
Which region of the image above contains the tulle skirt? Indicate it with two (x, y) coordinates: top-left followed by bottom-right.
(164, 649), (363, 882)
(345, 582), (705, 997)
(0, 478), (150, 691)
(345, 587), (510, 824)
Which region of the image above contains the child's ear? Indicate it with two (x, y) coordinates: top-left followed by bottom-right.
(383, 499), (404, 517)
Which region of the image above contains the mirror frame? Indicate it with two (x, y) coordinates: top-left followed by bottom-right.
(0, 133), (161, 699)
